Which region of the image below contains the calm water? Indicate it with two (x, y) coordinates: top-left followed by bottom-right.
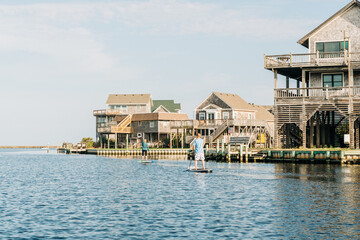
(0, 149), (359, 239)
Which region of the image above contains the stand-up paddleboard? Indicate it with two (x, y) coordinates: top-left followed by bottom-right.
(186, 168), (212, 173)
(139, 160), (154, 163)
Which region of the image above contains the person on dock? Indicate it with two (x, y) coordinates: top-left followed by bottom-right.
(141, 139), (149, 161)
(192, 133), (205, 170)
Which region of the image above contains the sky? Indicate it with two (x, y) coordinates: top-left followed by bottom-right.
(0, 0), (350, 146)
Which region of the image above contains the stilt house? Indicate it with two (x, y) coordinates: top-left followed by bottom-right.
(93, 94), (188, 148)
(192, 92), (274, 147)
(264, 0), (360, 149)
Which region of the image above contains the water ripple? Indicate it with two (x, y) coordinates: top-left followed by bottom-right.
(0, 149), (359, 239)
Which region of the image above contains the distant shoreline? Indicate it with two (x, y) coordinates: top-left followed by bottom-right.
(0, 146), (59, 149)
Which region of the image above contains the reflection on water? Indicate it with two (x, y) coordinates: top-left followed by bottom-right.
(274, 164), (360, 239)
(0, 149), (359, 239)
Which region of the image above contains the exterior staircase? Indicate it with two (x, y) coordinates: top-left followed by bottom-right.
(208, 120), (229, 143)
(111, 114), (133, 133)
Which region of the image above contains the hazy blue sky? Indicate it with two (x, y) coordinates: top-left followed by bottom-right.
(0, 0), (350, 145)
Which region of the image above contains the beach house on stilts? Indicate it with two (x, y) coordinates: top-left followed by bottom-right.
(193, 92), (274, 148)
(264, 0), (360, 148)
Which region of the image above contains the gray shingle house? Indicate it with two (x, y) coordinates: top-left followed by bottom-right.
(265, 0), (360, 148)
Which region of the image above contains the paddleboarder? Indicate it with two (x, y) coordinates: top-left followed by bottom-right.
(192, 133), (205, 170)
(141, 139), (149, 161)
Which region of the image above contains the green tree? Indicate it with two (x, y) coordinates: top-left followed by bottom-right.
(81, 137), (94, 148)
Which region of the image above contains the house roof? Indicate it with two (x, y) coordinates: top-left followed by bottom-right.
(298, 0), (359, 48)
(151, 100), (181, 113)
(106, 94), (152, 105)
(132, 112), (189, 121)
(213, 92), (255, 111)
(251, 105), (274, 122)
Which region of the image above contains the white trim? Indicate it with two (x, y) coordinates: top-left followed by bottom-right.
(153, 105), (170, 113)
(203, 104), (221, 110)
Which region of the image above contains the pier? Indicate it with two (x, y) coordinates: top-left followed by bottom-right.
(60, 147), (360, 164)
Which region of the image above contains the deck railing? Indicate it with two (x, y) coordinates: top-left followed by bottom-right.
(93, 109), (126, 116)
(275, 86), (360, 99)
(264, 51), (358, 68)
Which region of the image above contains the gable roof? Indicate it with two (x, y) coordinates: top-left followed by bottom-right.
(153, 105), (170, 113)
(203, 104), (221, 109)
(106, 94), (152, 105)
(298, 0), (359, 48)
(213, 92), (255, 111)
(151, 100), (181, 113)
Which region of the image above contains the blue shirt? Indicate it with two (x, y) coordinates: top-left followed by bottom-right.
(192, 138), (204, 154)
(142, 142), (149, 151)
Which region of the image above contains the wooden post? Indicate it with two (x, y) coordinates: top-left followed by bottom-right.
(227, 143), (231, 162)
(316, 113), (320, 148)
(170, 133), (173, 149)
(126, 134), (128, 152)
(221, 139), (225, 153)
(240, 144), (243, 162)
(286, 76), (289, 94)
(309, 116), (314, 148)
(216, 139), (219, 152)
(326, 111), (330, 147)
(297, 80), (300, 96)
(115, 133), (118, 149)
(107, 134), (110, 149)
(286, 124), (290, 148)
(349, 63), (355, 148)
(176, 129), (179, 148)
(100, 134), (103, 149)
(273, 70), (279, 148)
(245, 145), (249, 162)
(181, 129), (184, 149)
(321, 112), (326, 147)
(302, 70), (307, 148)
(274, 69), (278, 90)
(350, 116), (355, 149)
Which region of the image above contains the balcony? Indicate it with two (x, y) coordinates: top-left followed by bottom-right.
(93, 109), (126, 116)
(275, 86), (360, 100)
(264, 51), (360, 69)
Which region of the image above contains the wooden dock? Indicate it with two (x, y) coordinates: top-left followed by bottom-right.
(59, 148), (360, 164)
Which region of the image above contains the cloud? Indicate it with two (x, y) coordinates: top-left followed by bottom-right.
(0, 0), (316, 41)
(0, 0), (317, 80)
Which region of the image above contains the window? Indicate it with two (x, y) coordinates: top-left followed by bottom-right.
(121, 105), (127, 111)
(149, 121), (154, 128)
(216, 112), (220, 120)
(316, 41), (348, 53)
(109, 117), (114, 122)
(323, 74), (343, 87)
(137, 105), (141, 109)
(248, 113), (253, 120)
(208, 113), (215, 120)
(138, 122), (142, 126)
(199, 112), (205, 120)
(233, 112), (238, 119)
(223, 112), (229, 120)
(97, 117), (106, 123)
